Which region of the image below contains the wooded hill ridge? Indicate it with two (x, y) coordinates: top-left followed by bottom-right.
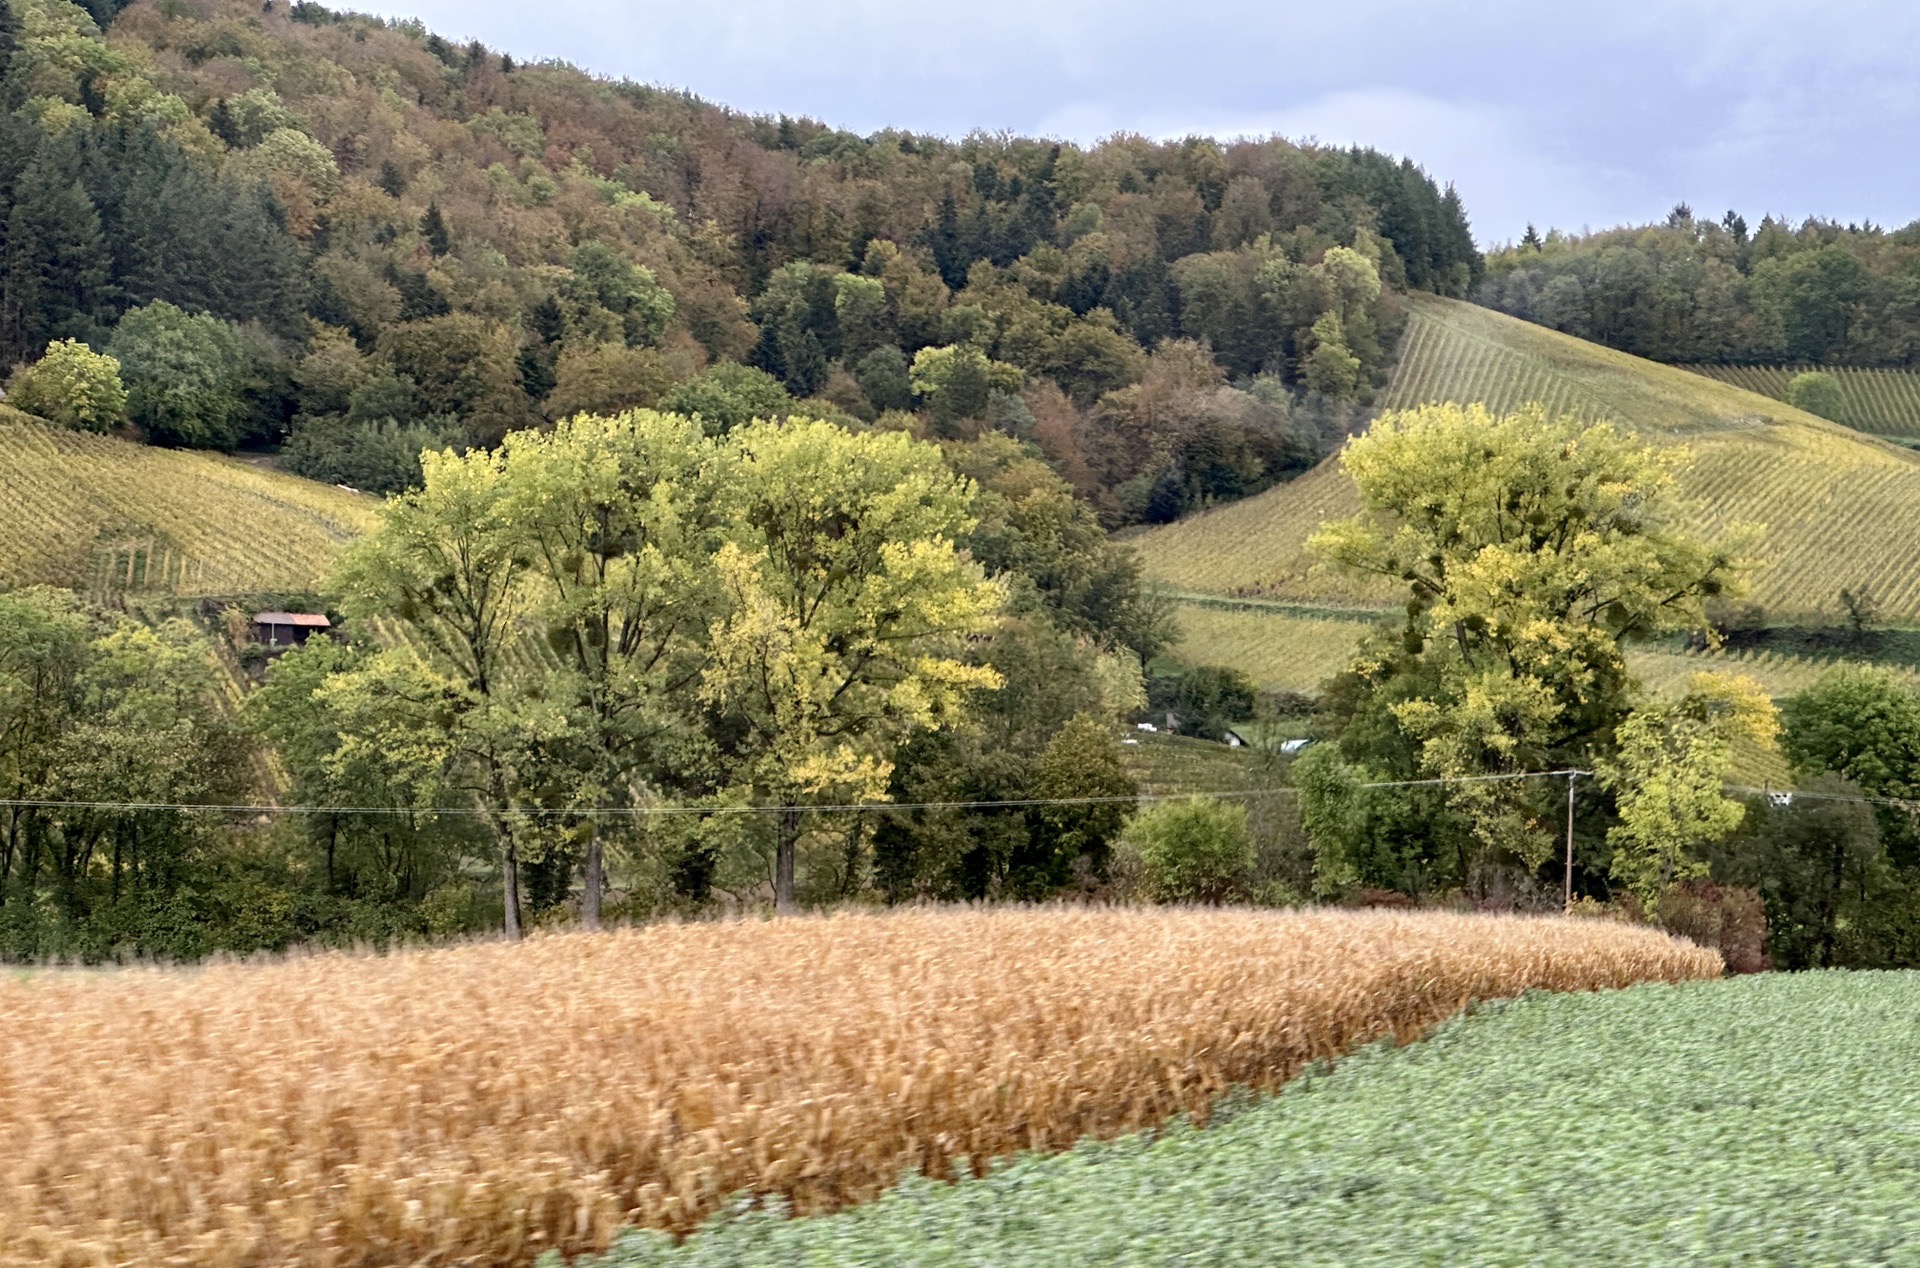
(1481, 206), (1920, 368)
(0, 0), (1477, 526)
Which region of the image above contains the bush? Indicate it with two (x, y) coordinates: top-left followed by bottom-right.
(9, 339), (127, 431)
(1656, 879), (1768, 974)
(1145, 664), (1258, 741)
(1786, 370), (1846, 423)
(282, 415), (462, 494)
(1124, 796), (1255, 903)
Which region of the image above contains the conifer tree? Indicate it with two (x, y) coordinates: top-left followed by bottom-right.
(0, 130), (114, 364)
(421, 202), (451, 257)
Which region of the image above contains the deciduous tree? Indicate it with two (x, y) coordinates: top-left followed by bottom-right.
(700, 420), (1004, 911)
(8, 337), (125, 430)
(1310, 402), (1744, 879)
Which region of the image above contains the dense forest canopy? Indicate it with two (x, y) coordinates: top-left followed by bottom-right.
(1480, 206), (1920, 367)
(0, 0), (1477, 523)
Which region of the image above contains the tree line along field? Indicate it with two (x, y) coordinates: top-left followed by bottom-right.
(1134, 296), (1920, 625)
(0, 411), (376, 600)
(1689, 363), (1920, 438)
(577, 972), (1920, 1266)
(0, 908), (1715, 1267)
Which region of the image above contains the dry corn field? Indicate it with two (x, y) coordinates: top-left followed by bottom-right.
(0, 908), (1718, 1267)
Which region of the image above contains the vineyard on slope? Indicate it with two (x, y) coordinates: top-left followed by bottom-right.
(1689, 364), (1920, 438)
(1135, 297), (1920, 623)
(1169, 602), (1917, 706)
(0, 412), (376, 600)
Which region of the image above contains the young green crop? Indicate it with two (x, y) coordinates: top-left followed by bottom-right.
(576, 971), (1920, 1267)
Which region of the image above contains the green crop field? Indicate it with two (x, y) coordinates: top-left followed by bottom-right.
(572, 972), (1920, 1266)
(1135, 297), (1920, 624)
(0, 411), (377, 600)
(1691, 364), (1920, 438)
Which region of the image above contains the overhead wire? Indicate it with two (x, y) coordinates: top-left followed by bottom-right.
(0, 768), (1597, 818)
(4, 770), (1899, 818)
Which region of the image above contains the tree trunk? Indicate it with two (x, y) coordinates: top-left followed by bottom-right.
(581, 821), (604, 931)
(502, 837), (523, 941)
(774, 807), (800, 915)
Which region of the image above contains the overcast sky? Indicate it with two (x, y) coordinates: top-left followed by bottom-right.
(360, 0), (1920, 247)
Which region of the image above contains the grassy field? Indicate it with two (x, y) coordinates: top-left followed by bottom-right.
(0, 410), (377, 600)
(1166, 598), (1915, 699)
(1692, 363), (1920, 438)
(1134, 297), (1920, 624)
(0, 910), (1714, 1266)
(579, 971), (1920, 1266)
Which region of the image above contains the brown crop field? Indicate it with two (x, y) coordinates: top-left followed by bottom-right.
(0, 908), (1719, 1266)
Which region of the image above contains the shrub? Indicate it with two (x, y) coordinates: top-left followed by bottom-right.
(1125, 796), (1256, 903)
(1786, 370), (1846, 423)
(1145, 664), (1257, 741)
(282, 414), (463, 494)
(8, 339), (127, 431)
(1656, 879), (1769, 974)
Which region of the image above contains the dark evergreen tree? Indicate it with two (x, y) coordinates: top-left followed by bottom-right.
(214, 182), (309, 337)
(0, 128), (115, 364)
(1104, 255), (1177, 347)
(388, 267), (450, 320)
(928, 190), (966, 288)
(208, 98), (240, 148)
(421, 202), (451, 257)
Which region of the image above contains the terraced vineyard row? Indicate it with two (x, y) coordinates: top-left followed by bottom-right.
(1691, 364), (1920, 437)
(1170, 603), (1380, 691)
(1377, 308), (1597, 421)
(1136, 297), (1920, 623)
(0, 412), (376, 597)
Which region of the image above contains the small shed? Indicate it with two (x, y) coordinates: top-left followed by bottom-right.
(253, 611), (331, 648)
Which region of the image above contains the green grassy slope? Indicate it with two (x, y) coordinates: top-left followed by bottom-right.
(1691, 364), (1920, 438)
(1170, 603), (1909, 706)
(0, 411), (377, 600)
(579, 973), (1920, 1266)
(1135, 296), (1920, 623)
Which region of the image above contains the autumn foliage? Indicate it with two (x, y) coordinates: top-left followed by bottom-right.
(0, 907), (1718, 1266)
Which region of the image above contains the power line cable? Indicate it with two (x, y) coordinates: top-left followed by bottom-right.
(0, 769), (1595, 818)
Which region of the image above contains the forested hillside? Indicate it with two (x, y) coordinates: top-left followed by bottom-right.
(0, 0), (1476, 523)
(1477, 206), (1920, 368)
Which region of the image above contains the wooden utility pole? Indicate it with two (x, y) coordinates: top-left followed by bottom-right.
(1563, 771), (1579, 912)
